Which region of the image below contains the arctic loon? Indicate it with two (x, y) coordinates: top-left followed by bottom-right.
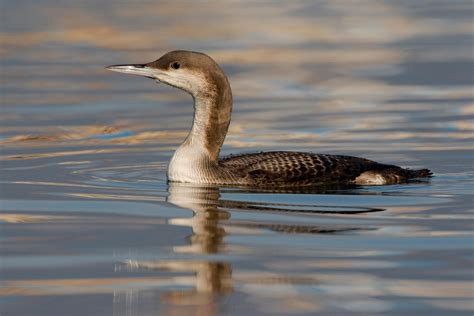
(106, 50), (431, 187)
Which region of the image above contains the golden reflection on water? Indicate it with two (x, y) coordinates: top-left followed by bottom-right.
(0, 213), (73, 223)
(1, 0), (473, 315)
(2, 1), (472, 60)
(1, 1), (473, 155)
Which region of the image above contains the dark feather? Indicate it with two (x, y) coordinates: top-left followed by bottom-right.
(220, 151), (431, 186)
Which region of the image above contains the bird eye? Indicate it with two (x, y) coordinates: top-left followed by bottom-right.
(170, 62), (181, 70)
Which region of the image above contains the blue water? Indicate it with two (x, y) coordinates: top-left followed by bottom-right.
(1, 1), (473, 315)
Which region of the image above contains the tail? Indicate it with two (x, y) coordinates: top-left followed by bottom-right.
(406, 168), (433, 179)
(355, 167), (433, 185)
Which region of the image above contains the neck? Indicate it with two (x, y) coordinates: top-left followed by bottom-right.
(187, 89), (232, 160)
(168, 76), (232, 183)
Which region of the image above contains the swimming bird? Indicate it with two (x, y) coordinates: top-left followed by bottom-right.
(106, 50), (432, 187)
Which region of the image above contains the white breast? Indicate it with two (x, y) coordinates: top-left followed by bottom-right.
(167, 143), (212, 183)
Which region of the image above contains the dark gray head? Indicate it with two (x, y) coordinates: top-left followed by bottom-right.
(106, 50), (230, 98)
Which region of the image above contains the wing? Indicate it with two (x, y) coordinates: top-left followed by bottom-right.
(220, 151), (388, 186)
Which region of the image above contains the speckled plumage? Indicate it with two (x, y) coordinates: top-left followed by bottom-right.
(218, 151), (431, 186)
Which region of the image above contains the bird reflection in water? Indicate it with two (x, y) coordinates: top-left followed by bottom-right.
(127, 183), (233, 314)
(167, 183), (230, 255)
(120, 183), (385, 314)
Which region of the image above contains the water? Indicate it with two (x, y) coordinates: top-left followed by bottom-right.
(1, 1), (473, 315)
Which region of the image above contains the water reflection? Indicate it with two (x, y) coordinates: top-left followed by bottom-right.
(1, 0), (473, 314)
(119, 183), (386, 312)
(122, 184), (233, 313)
(168, 184), (229, 255)
(1, 173), (471, 315)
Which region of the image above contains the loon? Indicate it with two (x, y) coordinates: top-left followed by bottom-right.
(106, 50), (431, 187)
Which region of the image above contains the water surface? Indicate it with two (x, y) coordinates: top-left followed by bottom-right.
(1, 1), (473, 315)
